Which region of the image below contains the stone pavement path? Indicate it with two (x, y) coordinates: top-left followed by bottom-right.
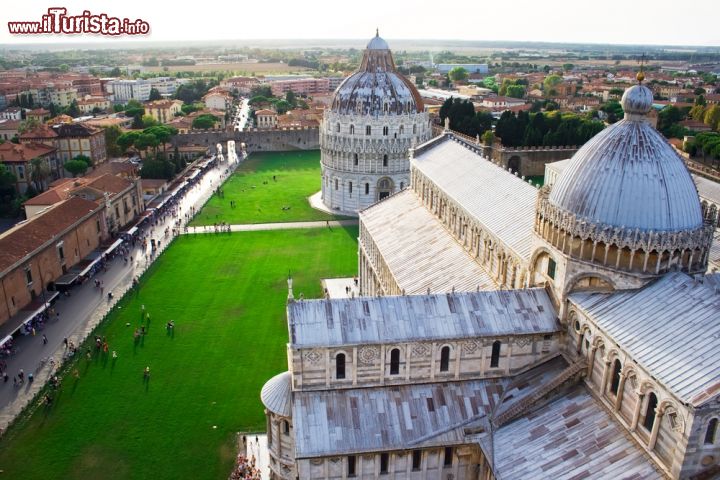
(181, 219), (359, 234)
(0, 154), (242, 433)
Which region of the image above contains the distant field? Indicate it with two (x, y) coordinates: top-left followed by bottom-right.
(191, 150), (351, 225)
(143, 62), (311, 74)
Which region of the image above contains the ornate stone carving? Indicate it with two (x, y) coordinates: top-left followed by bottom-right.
(310, 459), (324, 466)
(462, 340), (480, 354)
(411, 343), (429, 357)
(358, 346), (380, 364)
(304, 349), (321, 365)
(514, 337), (532, 347)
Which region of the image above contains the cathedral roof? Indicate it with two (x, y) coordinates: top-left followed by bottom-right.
(260, 371), (292, 417)
(548, 83), (703, 232)
(329, 31), (423, 116)
(359, 190), (497, 294)
(412, 135), (538, 260)
(570, 272), (720, 407)
(288, 288), (559, 348)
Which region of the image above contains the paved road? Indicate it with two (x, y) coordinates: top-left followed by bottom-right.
(0, 154), (242, 430)
(181, 219), (359, 234)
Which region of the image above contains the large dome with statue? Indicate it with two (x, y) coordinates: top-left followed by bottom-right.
(318, 30), (431, 214)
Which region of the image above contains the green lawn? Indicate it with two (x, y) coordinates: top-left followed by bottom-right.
(0, 227), (358, 480)
(191, 150), (348, 225)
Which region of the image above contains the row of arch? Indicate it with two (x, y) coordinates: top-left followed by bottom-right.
(571, 310), (718, 471)
(412, 169), (528, 289)
(331, 343), (502, 380)
(337, 123), (419, 137)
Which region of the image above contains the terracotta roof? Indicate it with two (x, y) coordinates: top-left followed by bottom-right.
(255, 109), (277, 115)
(23, 188), (67, 206)
(0, 142), (56, 163)
(53, 122), (101, 137)
(84, 173), (132, 194)
(145, 100), (182, 109)
(27, 108), (50, 115)
(19, 124), (58, 139)
(0, 119), (21, 130)
(0, 197), (101, 273)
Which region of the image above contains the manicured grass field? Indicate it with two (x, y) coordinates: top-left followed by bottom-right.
(191, 150), (348, 225)
(0, 227), (358, 480)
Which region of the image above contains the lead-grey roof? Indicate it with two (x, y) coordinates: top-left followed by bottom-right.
(549, 113), (703, 232)
(288, 289), (559, 348)
(292, 379), (504, 458)
(491, 385), (663, 480)
(260, 371), (292, 417)
(359, 190), (497, 294)
(571, 272), (720, 406)
(411, 136), (538, 260)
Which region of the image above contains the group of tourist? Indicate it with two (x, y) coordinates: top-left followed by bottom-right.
(228, 454), (261, 480)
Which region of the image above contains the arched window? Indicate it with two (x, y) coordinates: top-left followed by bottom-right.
(490, 341), (501, 368)
(350, 124), (355, 135)
(390, 348), (400, 375)
(609, 359), (622, 395)
(283, 420), (290, 435)
(366, 125), (371, 136)
(400, 182), (404, 190)
(383, 154), (388, 167)
(440, 346), (450, 372)
(383, 126), (389, 136)
(336, 123), (340, 132)
(353, 153), (358, 166)
(349, 182), (353, 195)
(413, 124), (417, 134)
(365, 183), (370, 195)
(399, 125), (405, 135)
(335, 178), (338, 190)
(643, 392), (658, 431)
(547, 258), (556, 279)
(705, 419), (718, 445)
(336, 353), (346, 379)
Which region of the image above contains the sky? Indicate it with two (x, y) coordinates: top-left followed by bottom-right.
(2, 0), (720, 47)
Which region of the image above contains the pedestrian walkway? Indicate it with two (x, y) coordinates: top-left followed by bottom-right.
(181, 218), (359, 234)
(0, 153), (243, 433)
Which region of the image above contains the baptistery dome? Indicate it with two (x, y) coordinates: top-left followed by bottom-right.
(548, 83), (702, 232)
(330, 31), (423, 117)
(320, 31), (431, 214)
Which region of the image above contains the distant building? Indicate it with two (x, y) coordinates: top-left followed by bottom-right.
(77, 97), (112, 114)
(220, 76), (260, 96)
(144, 99), (183, 124)
(0, 142), (59, 194)
(0, 107), (22, 121)
(480, 96), (527, 109)
(436, 63), (489, 74)
(26, 108), (50, 123)
(20, 122), (107, 165)
(202, 89), (233, 112)
(255, 109), (278, 129)
(0, 119), (20, 141)
(270, 78), (330, 97)
(105, 77), (177, 103)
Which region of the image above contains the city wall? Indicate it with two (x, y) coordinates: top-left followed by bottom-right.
(172, 127), (320, 153)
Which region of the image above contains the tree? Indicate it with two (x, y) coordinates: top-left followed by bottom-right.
(704, 105), (720, 131)
(690, 105), (706, 121)
(562, 63), (574, 72)
(181, 103), (200, 115)
(142, 115), (159, 128)
(65, 100), (80, 118)
(694, 87), (706, 95)
(543, 74), (563, 94)
(274, 100), (292, 114)
(18, 117), (41, 134)
(285, 90), (297, 108)
(124, 107), (145, 118)
(64, 159), (88, 177)
(140, 159), (175, 180)
(135, 132), (160, 158)
(131, 115), (144, 130)
(73, 154), (93, 168)
(148, 88), (162, 101)
(192, 114), (218, 130)
(448, 67), (468, 82)
(695, 95), (706, 107)
(657, 106), (684, 137)
(0, 164), (18, 217)
(506, 84), (525, 99)
(105, 125), (123, 158)
(144, 125), (177, 157)
(28, 158), (51, 192)
(117, 131), (140, 154)
(250, 85), (273, 98)
(110, 67), (122, 77)
(600, 100), (624, 124)
(481, 130), (495, 145)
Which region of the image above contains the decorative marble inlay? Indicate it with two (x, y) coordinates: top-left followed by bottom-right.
(359, 346), (379, 364)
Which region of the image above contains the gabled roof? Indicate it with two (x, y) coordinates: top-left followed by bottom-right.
(411, 135), (538, 260)
(293, 379), (504, 458)
(359, 190), (497, 294)
(19, 124), (58, 139)
(571, 272), (720, 407)
(0, 197), (100, 273)
(289, 289), (559, 348)
(84, 173), (132, 195)
(0, 142), (56, 163)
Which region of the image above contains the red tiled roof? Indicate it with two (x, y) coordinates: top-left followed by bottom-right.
(0, 142), (56, 163)
(0, 197), (101, 272)
(19, 124), (58, 140)
(84, 173), (132, 194)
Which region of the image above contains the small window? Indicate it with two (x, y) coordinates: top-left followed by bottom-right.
(610, 359), (622, 395)
(706, 419), (718, 445)
(440, 346), (450, 372)
(58, 245), (65, 261)
(283, 420), (289, 435)
(349, 182), (353, 195)
(390, 348), (400, 375)
(17, 166), (24, 180)
(11, 296), (15, 307)
(335, 178), (338, 190)
(413, 124), (417, 134)
(366, 125), (371, 136)
(643, 392), (658, 431)
(96, 220), (101, 232)
(444, 447), (453, 467)
(547, 258), (556, 279)
(350, 125), (355, 135)
(380, 453), (389, 474)
(336, 123), (340, 132)
(365, 183), (369, 195)
(353, 153), (358, 166)
(336, 353), (346, 380)
(383, 154), (388, 167)
(574, 320), (581, 332)
(412, 450), (421, 471)
(490, 341), (501, 368)
(400, 125), (405, 135)
(400, 182), (404, 190)
(383, 126), (388, 136)
(25, 267), (33, 285)
(348, 455), (356, 477)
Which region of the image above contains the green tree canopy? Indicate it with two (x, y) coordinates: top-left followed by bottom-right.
(105, 125), (123, 158)
(64, 159), (89, 177)
(448, 67), (469, 82)
(73, 154), (92, 168)
(148, 88), (162, 101)
(29, 158), (51, 192)
(117, 131), (141, 153)
(142, 115), (159, 128)
(191, 114), (218, 130)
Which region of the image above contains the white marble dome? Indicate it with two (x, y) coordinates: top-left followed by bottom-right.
(260, 371), (291, 417)
(330, 31), (423, 117)
(548, 83), (703, 232)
